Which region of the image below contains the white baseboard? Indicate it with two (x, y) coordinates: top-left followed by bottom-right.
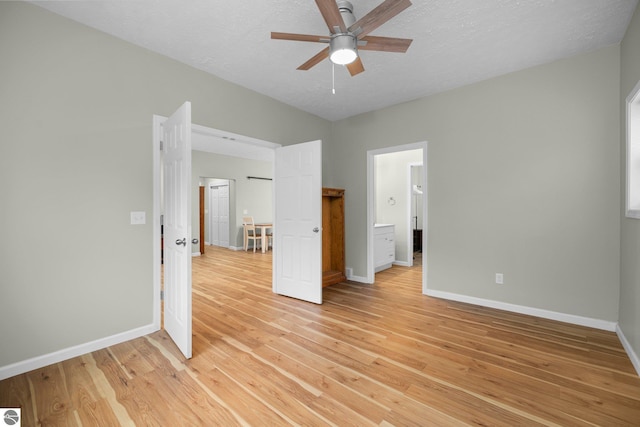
(0, 323), (158, 381)
(191, 252), (201, 257)
(424, 289), (618, 332)
(346, 274), (372, 284)
(617, 325), (640, 376)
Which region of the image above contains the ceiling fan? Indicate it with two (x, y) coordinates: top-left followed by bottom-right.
(271, 0), (413, 76)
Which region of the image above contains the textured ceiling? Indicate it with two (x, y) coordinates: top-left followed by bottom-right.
(30, 0), (638, 122)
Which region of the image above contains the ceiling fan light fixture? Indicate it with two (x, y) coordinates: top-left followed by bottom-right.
(329, 34), (358, 65)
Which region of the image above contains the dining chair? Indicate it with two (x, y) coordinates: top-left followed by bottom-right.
(265, 227), (273, 251)
(242, 216), (263, 252)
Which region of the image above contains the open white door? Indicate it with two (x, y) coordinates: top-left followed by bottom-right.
(274, 140), (323, 304)
(162, 102), (192, 359)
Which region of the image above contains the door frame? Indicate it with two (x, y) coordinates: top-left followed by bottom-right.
(366, 141), (428, 293)
(152, 115), (280, 331)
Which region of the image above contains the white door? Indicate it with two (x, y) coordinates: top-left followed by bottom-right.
(274, 140), (322, 304)
(210, 186), (220, 246)
(218, 185), (230, 247)
(162, 102), (192, 359)
(209, 184), (230, 248)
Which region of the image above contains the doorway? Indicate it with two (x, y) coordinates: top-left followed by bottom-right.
(152, 116), (279, 333)
(409, 162), (423, 268)
(366, 142), (427, 292)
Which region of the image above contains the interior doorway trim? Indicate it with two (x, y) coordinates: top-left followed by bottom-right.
(366, 141), (428, 292)
(152, 114), (279, 331)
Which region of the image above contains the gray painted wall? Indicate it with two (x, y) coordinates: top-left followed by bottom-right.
(329, 46), (621, 323)
(620, 5), (640, 367)
(0, 2), (330, 368)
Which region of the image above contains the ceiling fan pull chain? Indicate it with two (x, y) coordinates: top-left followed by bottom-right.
(332, 62), (336, 94)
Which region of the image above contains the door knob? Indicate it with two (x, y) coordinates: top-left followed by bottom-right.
(313, 227), (319, 233)
(175, 238), (186, 246)
(192, 238), (199, 244)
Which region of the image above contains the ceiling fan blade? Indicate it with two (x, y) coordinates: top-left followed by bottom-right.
(315, 0), (346, 33)
(349, 0), (412, 38)
(297, 47), (330, 70)
(359, 35), (412, 53)
(271, 32), (328, 43)
(346, 57), (365, 76)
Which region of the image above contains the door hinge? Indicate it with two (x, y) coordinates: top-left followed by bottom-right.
(159, 140), (163, 151)
(160, 290), (164, 301)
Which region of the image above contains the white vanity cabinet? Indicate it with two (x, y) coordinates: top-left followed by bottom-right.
(374, 224), (395, 272)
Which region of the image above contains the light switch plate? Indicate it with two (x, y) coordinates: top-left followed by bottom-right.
(130, 211), (146, 225)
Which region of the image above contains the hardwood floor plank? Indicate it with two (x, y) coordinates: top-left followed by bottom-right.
(0, 373), (36, 427)
(93, 348), (180, 426)
(25, 365), (74, 426)
(214, 354), (331, 425)
(254, 340), (389, 423)
(80, 353), (134, 426)
(197, 367), (284, 426)
(2, 245), (640, 426)
(60, 357), (122, 426)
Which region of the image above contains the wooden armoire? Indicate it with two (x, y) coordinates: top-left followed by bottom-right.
(322, 187), (346, 287)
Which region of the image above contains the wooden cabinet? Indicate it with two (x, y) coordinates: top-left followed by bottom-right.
(322, 188), (345, 287)
(374, 224), (395, 272)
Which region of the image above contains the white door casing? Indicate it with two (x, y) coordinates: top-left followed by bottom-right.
(162, 102), (192, 359)
(208, 184), (230, 248)
(274, 140), (322, 304)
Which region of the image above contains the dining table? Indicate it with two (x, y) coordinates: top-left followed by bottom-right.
(255, 223), (273, 253)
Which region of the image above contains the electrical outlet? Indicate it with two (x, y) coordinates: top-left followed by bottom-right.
(495, 273), (504, 285)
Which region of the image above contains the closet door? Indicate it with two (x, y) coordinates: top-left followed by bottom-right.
(209, 184), (230, 248)
(210, 186), (220, 246)
(218, 185), (230, 247)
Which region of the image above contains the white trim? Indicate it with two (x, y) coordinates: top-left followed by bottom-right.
(617, 325), (640, 376)
(366, 152), (376, 284)
(0, 323), (157, 381)
(192, 122), (280, 153)
(425, 289), (618, 332)
(626, 79), (640, 218)
(152, 115), (163, 331)
(347, 274), (369, 283)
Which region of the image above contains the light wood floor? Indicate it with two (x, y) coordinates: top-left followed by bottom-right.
(2, 246), (640, 426)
